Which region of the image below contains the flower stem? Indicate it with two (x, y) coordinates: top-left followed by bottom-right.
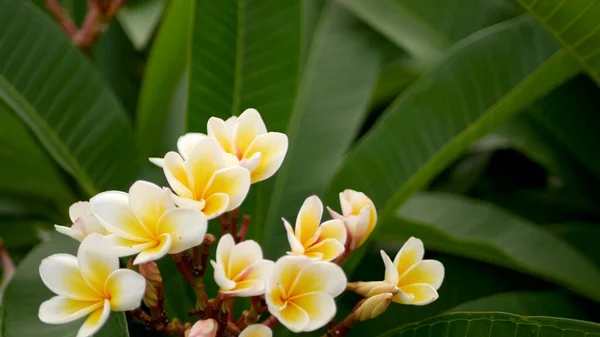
(262, 316), (279, 328)
(238, 216), (251, 242)
(230, 208), (240, 241)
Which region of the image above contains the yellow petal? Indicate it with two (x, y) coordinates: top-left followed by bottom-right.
(157, 208), (207, 254)
(295, 196), (323, 245)
(380, 250), (399, 285)
(266, 283), (287, 309)
(283, 219), (304, 254)
(77, 234), (119, 295)
(38, 296), (103, 324)
(228, 240), (263, 280)
(398, 260), (444, 289)
(239, 324), (272, 337)
(202, 167), (250, 211)
(163, 152), (194, 199)
(291, 261), (346, 297)
(276, 301), (309, 333)
(167, 189), (206, 210)
(352, 205), (373, 249)
(177, 133), (207, 160)
(187, 137), (227, 197)
(304, 239), (345, 262)
(129, 181), (175, 233)
(243, 132), (288, 183)
(133, 233), (172, 265)
(216, 234), (234, 270)
(211, 260), (236, 290)
(208, 117), (234, 153)
(90, 191), (153, 241)
(290, 292), (336, 332)
(105, 269), (146, 311)
(268, 256), (312, 297)
(222, 279), (264, 297)
(77, 299), (111, 337)
(202, 193), (230, 219)
(226, 260), (274, 296)
(39, 254), (102, 301)
(393, 237), (424, 276)
(398, 283), (439, 305)
(317, 219), (346, 247)
(234, 108), (267, 156)
(104, 234), (153, 257)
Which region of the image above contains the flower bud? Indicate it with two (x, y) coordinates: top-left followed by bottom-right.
(347, 281), (399, 298)
(138, 261), (162, 284)
(327, 189), (377, 250)
(185, 319), (218, 337)
(354, 293), (393, 321)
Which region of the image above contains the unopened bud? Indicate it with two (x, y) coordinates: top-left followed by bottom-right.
(139, 261), (162, 284)
(185, 319), (218, 337)
(354, 293), (394, 321)
(347, 281), (399, 297)
(143, 281), (158, 308)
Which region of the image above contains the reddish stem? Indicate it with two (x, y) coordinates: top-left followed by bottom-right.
(172, 253), (195, 286)
(231, 208), (239, 241)
(238, 216), (251, 241)
(199, 234), (215, 277)
(44, 0), (78, 35)
(220, 213), (230, 235)
(262, 316), (279, 328)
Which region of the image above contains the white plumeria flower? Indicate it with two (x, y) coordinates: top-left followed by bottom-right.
(157, 137), (251, 219)
(380, 237), (444, 305)
(38, 234), (145, 337)
(284, 196), (346, 261)
(265, 256), (346, 332)
(186, 319), (218, 337)
(54, 201), (109, 241)
(328, 189), (377, 250)
(239, 324), (272, 337)
(211, 234), (274, 297)
(152, 109), (288, 184)
(90, 180), (207, 265)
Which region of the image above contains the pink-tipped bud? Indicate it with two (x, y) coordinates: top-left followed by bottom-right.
(185, 319), (218, 337)
(354, 293), (394, 321)
(138, 261), (162, 284)
(347, 281), (399, 297)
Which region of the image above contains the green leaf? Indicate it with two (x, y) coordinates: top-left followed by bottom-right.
(376, 312), (600, 337)
(549, 222), (600, 268)
(0, 0), (141, 196)
(0, 234), (129, 337)
(136, 0), (192, 157)
(518, 0), (600, 85)
(375, 192), (600, 302)
(446, 290), (591, 319)
(0, 102), (73, 204)
(328, 15), (580, 247)
(0, 219), (45, 250)
(117, 0), (166, 51)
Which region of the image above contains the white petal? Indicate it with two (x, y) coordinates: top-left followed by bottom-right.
(224, 260), (275, 297)
(69, 202), (92, 222)
(163, 152), (194, 198)
(326, 206), (344, 221)
(380, 250), (399, 285)
(202, 166), (250, 211)
(284, 219), (304, 254)
(129, 181), (175, 232)
(211, 260), (236, 290)
(293, 261), (347, 297)
(216, 234), (235, 267)
(104, 234), (153, 257)
(54, 225), (85, 242)
(38, 296), (103, 324)
(90, 191), (152, 241)
(295, 196), (323, 245)
(398, 260), (445, 290)
(167, 188), (206, 210)
(133, 233), (172, 265)
(157, 208), (207, 254)
(78, 234), (119, 294)
(234, 108), (267, 155)
(240, 324), (272, 337)
(208, 117), (234, 153)
(225, 116), (238, 135)
(76, 299), (111, 337)
(243, 132), (288, 183)
(290, 292), (336, 332)
(177, 133), (207, 160)
(228, 240), (263, 280)
(393, 237), (424, 276)
(148, 157), (164, 167)
(239, 152), (261, 172)
(399, 283), (439, 305)
(273, 301), (309, 333)
(339, 191), (353, 217)
(105, 269), (146, 311)
(39, 254), (101, 301)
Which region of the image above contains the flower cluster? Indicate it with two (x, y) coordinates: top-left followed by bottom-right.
(39, 109), (444, 337)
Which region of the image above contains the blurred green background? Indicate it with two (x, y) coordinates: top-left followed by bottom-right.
(1, 0), (600, 336)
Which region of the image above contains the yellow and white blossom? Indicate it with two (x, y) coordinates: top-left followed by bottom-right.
(38, 234), (145, 337)
(211, 234), (274, 297)
(328, 189), (377, 250)
(354, 293), (394, 321)
(346, 281), (399, 298)
(284, 196), (346, 261)
(159, 137), (251, 219)
(239, 324), (272, 337)
(186, 319), (218, 337)
(90, 180), (207, 264)
(265, 256), (346, 332)
(380, 237), (444, 305)
(55, 201), (109, 241)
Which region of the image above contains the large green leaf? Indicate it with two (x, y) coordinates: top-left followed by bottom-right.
(136, 0), (192, 157)
(0, 0), (141, 196)
(117, 0), (165, 50)
(375, 192), (600, 302)
(518, 0), (600, 85)
(328, 15), (579, 246)
(550, 222), (600, 268)
(0, 234), (129, 337)
(377, 312), (600, 337)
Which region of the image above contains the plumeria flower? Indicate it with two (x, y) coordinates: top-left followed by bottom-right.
(185, 319), (217, 337)
(90, 180), (207, 264)
(284, 196), (346, 261)
(328, 189), (377, 250)
(38, 234), (145, 337)
(158, 137), (251, 219)
(380, 237), (444, 305)
(265, 256), (346, 332)
(54, 201), (109, 241)
(239, 324), (272, 337)
(211, 234), (274, 297)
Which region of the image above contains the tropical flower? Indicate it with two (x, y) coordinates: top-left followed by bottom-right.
(55, 201), (109, 241)
(346, 281), (400, 298)
(328, 189), (377, 250)
(186, 319), (217, 337)
(265, 256), (346, 332)
(239, 324), (272, 337)
(380, 237), (444, 305)
(38, 234), (145, 337)
(158, 137), (251, 219)
(211, 234), (274, 297)
(284, 196), (346, 261)
(90, 180), (207, 264)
